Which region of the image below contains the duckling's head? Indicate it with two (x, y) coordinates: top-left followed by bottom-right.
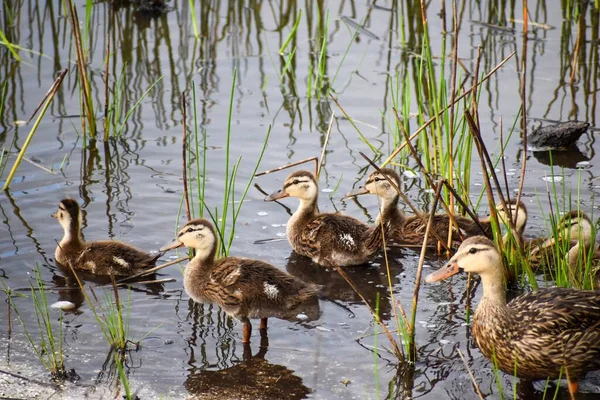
(161, 219), (217, 259)
(496, 198), (527, 233)
(345, 168), (400, 200)
(558, 211), (594, 245)
(52, 199), (81, 232)
(265, 170), (318, 202)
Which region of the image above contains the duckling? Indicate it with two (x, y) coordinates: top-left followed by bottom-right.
(160, 218), (321, 344)
(495, 198), (529, 247)
(52, 199), (160, 276)
(426, 236), (600, 399)
(345, 168), (492, 246)
(264, 170), (390, 267)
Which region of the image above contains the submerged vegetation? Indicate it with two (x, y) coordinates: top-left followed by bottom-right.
(0, 0), (599, 398)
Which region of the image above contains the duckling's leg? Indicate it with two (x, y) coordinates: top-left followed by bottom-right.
(567, 379), (578, 400)
(259, 317), (268, 331)
(241, 316), (252, 344)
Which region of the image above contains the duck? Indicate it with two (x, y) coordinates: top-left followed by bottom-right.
(426, 236), (600, 399)
(528, 120), (590, 150)
(52, 199), (161, 276)
(344, 168), (492, 247)
(264, 170), (391, 267)
(160, 218), (321, 344)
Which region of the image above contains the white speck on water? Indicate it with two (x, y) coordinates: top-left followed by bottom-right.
(403, 170), (419, 179)
(576, 161), (590, 168)
(316, 326), (332, 332)
(542, 175), (563, 183)
(263, 282), (279, 299)
(371, 263), (381, 267)
(474, 183), (482, 187)
(51, 301), (76, 310)
(339, 233), (355, 248)
(276, 232), (286, 237)
(271, 223), (282, 227)
(257, 211), (268, 216)
(262, 226), (267, 230)
(424, 188), (435, 194)
(296, 313), (308, 320)
(321, 188), (333, 193)
(426, 324), (437, 328)
(505, 171), (516, 176)
(439, 339), (451, 345)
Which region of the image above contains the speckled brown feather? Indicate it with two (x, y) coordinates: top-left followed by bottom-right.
(473, 288), (600, 380)
(53, 199), (160, 277)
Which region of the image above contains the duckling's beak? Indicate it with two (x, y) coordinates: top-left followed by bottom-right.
(342, 186), (369, 200)
(51, 212), (57, 218)
(160, 239), (184, 252)
(265, 189), (289, 201)
(425, 262), (462, 283)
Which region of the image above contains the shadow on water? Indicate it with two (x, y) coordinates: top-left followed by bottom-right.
(184, 332), (311, 400)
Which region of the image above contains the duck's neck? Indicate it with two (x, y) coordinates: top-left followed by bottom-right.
(479, 271), (507, 306)
(184, 246), (217, 290)
(288, 196), (319, 240)
(376, 194), (405, 228)
(60, 218), (83, 248)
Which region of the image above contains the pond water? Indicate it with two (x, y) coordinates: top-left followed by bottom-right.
(1, 1), (599, 399)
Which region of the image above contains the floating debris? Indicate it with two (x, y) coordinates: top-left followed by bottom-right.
(257, 211), (268, 216)
(50, 301), (76, 310)
(541, 176), (563, 183)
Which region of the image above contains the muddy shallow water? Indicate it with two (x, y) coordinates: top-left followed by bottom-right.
(1, 1), (600, 399)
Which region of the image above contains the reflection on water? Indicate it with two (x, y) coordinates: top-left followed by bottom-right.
(185, 333), (311, 400)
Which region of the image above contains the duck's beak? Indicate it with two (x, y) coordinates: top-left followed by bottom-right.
(265, 189), (289, 202)
(160, 239), (184, 252)
(425, 262), (462, 283)
(342, 186), (369, 200)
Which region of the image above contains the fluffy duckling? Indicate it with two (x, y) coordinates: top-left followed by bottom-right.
(345, 168), (492, 246)
(52, 199), (160, 276)
(495, 198), (533, 248)
(161, 218), (321, 344)
(264, 170), (390, 267)
(426, 236), (600, 399)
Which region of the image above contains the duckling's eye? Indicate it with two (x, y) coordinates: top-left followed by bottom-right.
(292, 179), (299, 185)
(186, 227), (194, 233)
(469, 247), (478, 254)
(374, 177), (382, 182)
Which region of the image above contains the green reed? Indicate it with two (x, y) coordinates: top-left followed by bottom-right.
(185, 70), (271, 256)
(189, 0), (199, 40)
(105, 63), (164, 138)
(4, 266), (66, 379)
(116, 355), (133, 400)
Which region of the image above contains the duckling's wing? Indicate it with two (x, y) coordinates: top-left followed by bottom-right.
(78, 241), (158, 274)
(303, 214), (367, 253)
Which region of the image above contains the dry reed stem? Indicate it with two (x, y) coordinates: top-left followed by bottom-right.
(26, 70), (67, 124)
(3, 69), (68, 190)
(358, 151), (452, 253)
(116, 256), (189, 283)
(380, 51), (515, 167)
(335, 265), (404, 361)
(317, 113), (334, 178)
(103, 12), (111, 140)
(570, 14), (583, 85)
(181, 92), (191, 221)
(67, 0), (96, 138)
(447, 0), (460, 249)
(255, 157), (319, 178)
(457, 349), (484, 399)
(409, 180), (444, 360)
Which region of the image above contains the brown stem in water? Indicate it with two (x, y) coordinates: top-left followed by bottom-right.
(317, 113), (334, 178)
(255, 157), (319, 178)
(409, 180), (444, 361)
(336, 265), (404, 361)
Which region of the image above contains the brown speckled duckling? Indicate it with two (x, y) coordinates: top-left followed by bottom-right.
(264, 170), (390, 267)
(161, 218), (321, 344)
(345, 168), (492, 246)
(426, 236), (600, 399)
(53, 199), (160, 276)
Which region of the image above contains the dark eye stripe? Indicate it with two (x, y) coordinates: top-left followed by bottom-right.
(59, 206), (66, 211)
(284, 179), (309, 189)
